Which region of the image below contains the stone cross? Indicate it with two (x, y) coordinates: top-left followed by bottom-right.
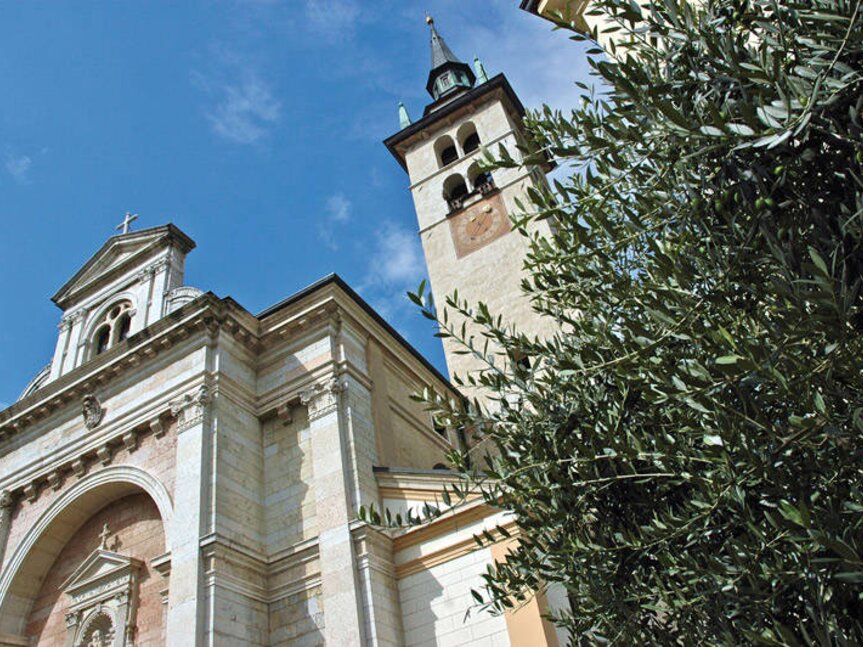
(99, 522), (111, 549)
(116, 212), (138, 235)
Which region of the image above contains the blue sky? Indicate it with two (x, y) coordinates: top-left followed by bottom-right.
(0, 1), (588, 407)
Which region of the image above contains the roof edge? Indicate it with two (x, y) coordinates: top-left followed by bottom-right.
(258, 274), (458, 396)
(383, 74), (525, 172)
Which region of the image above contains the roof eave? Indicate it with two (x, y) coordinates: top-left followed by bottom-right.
(383, 74), (525, 172)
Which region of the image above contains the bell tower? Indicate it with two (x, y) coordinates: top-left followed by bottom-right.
(384, 18), (555, 391)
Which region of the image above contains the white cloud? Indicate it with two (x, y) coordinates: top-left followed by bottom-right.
(369, 224), (424, 287)
(358, 223), (426, 323)
(326, 193), (351, 223)
(318, 192), (353, 250)
(5, 154), (32, 184)
(206, 76), (281, 145)
(305, 0), (360, 42)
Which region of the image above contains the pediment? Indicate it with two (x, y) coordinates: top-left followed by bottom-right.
(61, 549), (141, 595)
(52, 224), (195, 310)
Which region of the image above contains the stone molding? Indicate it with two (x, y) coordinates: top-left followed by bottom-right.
(62, 547), (142, 647)
(135, 257), (168, 284)
(0, 296), (233, 442)
(59, 309), (87, 332)
(0, 466), (174, 630)
(0, 406), (174, 508)
(300, 377), (346, 423)
(169, 384), (210, 433)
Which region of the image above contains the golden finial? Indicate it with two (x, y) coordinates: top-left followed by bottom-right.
(426, 14), (434, 26)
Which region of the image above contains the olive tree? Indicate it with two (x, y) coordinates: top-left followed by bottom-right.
(365, 1), (863, 643)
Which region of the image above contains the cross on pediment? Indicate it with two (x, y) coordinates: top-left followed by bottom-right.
(116, 212), (138, 235)
(98, 523), (111, 549)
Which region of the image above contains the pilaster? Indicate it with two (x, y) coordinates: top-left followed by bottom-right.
(301, 377), (365, 646)
(164, 383), (212, 647)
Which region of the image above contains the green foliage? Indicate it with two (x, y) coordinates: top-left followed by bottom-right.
(388, 0), (863, 644)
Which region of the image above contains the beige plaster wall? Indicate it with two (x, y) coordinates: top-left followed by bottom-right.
(398, 546), (510, 647)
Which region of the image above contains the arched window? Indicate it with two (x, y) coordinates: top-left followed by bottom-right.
(115, 313), (131, 343)
(434, 135), (459, 168)
(90, 301), (134, 358)
(467, 162), (495, 194)
(95, 326), (110, 355)
(457, 121), (481, 154)
(443, 174), (469, 212)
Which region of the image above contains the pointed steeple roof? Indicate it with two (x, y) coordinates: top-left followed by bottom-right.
(425, 16), (475, 101)
(429, 19), (461, 69)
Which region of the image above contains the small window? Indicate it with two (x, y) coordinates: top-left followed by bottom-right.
(433, 419), (447, 437)
(463, 133), (480, 153)
(89, 301), (134, 358)
(95, 326), (110, 355)
(434, 135), (459, 169)
(472, 171), (493, 191)
(458, 121), (481, 154)
(440, 145), (458, 166)
(116, 314), (132, 342)
(510, 350), (531, 371)
(443, 174), (469, 212)
(433, 463), (448, 470)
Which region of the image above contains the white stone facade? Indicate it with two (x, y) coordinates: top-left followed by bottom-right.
(0, 226), (559, 645)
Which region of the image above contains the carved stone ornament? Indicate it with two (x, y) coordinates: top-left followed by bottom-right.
(0, 490), (12, 510)
(62, 547), (142, 647)
(300, 377), (346, 422)
(170, 384), (210, 433)
(82, 395), (105, 430)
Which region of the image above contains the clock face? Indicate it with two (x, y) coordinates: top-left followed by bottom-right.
(449, 192), (510, 258)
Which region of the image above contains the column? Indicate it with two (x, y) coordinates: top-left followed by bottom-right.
(301, 377), (365, 646)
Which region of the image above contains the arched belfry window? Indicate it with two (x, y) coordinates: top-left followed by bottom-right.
(457, 121), (481, 154)
(434, 134), (459, 168)
(90, 301), (134, 358)
(468, 162), (495, 194)
(443, 174), (469, 212)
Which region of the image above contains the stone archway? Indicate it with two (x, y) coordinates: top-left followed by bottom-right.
(0, 466), (172, 640)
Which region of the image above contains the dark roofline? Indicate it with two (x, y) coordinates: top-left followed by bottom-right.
(519, 0), (540, 12)
(383, 74), (525, 171)
(257, 273), (459, 396)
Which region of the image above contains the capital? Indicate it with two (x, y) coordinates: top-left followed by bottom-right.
(170, 384), (210, 432)
(300, 377), (346, 422)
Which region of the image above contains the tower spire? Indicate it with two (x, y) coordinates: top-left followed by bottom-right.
(424, 16), (476, 102)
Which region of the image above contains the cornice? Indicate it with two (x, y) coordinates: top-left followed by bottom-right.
(0, 294), (246, 444)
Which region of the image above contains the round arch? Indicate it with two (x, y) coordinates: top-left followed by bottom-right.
(434, 134), (459, 168)
(0, 465), (173, 637)
(81, 292), (139, 359)
(457, 120), (480, 154)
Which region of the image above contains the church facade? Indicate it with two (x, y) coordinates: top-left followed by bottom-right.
(0, 22), (564, 647)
